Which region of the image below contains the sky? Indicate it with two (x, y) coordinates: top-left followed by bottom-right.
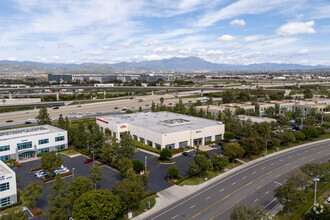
(0, 0), (330, 65)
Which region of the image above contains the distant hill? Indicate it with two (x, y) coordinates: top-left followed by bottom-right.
(0, 57), (329, 74)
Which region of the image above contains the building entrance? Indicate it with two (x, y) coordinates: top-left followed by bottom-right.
(19, 151), (35, 160)
(193, 138), (202, 146)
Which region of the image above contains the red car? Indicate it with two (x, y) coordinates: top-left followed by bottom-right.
(84, 158), (93, 163)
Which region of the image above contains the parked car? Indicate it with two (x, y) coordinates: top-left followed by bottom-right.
(84, 158), (94, 163)
(76, 115), (83, 118)
(39, 174), (50, 180)
(6, 120), (14, 123)
(96, 111), (102, 114)
(34, 170), (44, 176)
(77, 105), (81, 107)
(145, 104), (149, 107)
(114, 107), (119, 109)
(53, 106), (59, 109)
(188, 100), (192, 103)
(70, 112), (76, 115)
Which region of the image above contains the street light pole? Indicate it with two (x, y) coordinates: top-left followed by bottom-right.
(313, 178), (320, 205)
(145, 156), (147, 173)
(72, 168), (75, 179)
(265, 139), (270, 156)
(92, 150), (95, 166)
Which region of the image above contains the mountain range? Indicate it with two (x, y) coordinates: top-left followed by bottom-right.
(0, 57), (329, 74)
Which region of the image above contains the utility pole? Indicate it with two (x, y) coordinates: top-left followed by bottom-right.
(313, 178), (319, 205)
(145, 156), (147, 173)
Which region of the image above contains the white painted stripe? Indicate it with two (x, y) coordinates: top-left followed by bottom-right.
(264, 198), (277, 208)
(262, 167), (266, 169)
(253, 171), (256, 174)
(219, 189), (224, 192)
(205, 196), (211, 200)
(232, 182), (236, 185)
(190, 205), (196, 209)
(171, 215), (178, 219)
(254, 198), (259, 202)
(242, 176), (246, 179)
(265, 191), (269, 194)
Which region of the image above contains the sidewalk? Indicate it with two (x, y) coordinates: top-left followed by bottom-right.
(133, 138), (330, 220)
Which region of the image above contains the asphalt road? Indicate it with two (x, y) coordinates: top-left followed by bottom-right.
(146, 140), (330, 220)
(0, 94), (221, 127)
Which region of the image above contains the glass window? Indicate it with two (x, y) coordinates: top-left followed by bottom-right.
(147, 140), (153, 147)
(204, 136), (212, 143)
(0, 197), (10, 207)
(155, 143), (161, 150)
(133, 135), (137, 140)
(17, 142), (32, 150)
(56, 145), (65, 151)
(0, 156), (10, 162)
(55, 136), (65, 142)
(179, 141), (188, 148)
(215, 134), (222, 141)
(140, 137), (145, 144)
(0, 182), (9, 192)
(38, 148), (49, 154)
(38, 139), (49, 145)
(165, 143), (175, 149)
(0, 145), (10, 152)
(113, 132), (116, 138)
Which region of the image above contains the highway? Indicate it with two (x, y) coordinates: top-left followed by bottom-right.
(146, 140), (330, 220)
(0, 94), (220, 127)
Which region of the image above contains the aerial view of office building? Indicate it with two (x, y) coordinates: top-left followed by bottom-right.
(96, 112), (225, 150)
(257, 103), (276, 116)
(0, 125), (68, 162)
(0, 161), (17, 207)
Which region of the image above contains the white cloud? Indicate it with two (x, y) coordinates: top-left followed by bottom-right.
(217, 34), (236, 42)
(88, 51), (102, 56)
(51, 56), (60, 60)
(230, 19), (245, 26)
(276, 21), (316, 36)
(7, 57), (17, 61)
(244, 34), (263, 42)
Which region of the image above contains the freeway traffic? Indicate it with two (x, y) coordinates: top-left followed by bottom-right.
(145, 140), (330, 220)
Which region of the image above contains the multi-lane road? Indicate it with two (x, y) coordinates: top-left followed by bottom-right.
(146, 140), (330, 220)
(0, 94), (220, 128)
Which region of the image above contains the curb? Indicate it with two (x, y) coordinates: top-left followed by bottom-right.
(132, 138), (330, 220)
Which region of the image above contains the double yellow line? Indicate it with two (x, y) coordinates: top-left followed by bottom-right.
(189, 147), (330, 220)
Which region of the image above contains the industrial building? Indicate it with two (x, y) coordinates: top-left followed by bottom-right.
(96, 112), (225, 150)
(0, 161), (17, 207)
(0, 125), (68, 162)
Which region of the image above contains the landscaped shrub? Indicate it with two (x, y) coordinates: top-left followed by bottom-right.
(134, 141), (160, 154)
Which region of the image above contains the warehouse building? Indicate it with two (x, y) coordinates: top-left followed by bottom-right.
(96, 112), (225, 150)
(0, 125), (68, 162)
(0, 161), (17, 207)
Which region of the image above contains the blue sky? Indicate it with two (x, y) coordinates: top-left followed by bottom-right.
(0, 0), (330, 65)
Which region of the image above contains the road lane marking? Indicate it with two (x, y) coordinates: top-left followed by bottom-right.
(205, 196), (211, 200)
(151, 144), (329, 220)
(254, 198), (259, 202)
(208, 152), (330, 220)
(189, 148), (330, 220)
(171, 215), (178, 219)
(232, 182), (236, 185)
(242, 176), (246, 180)
(190, 205), (196, 209)
(288, 156), (292, 158)
(219, 189), (224, 192)
(265, 191), (269, 194)
(264, 198), (277, 208)
(253, 171), (256, 174)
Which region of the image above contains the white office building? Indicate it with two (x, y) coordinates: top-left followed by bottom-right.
(0, 161), (17, 208)
(96, 112), (225, 150)
(0, 125), (68, 162)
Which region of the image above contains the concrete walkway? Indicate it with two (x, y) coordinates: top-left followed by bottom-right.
(133, 138), (330, 220)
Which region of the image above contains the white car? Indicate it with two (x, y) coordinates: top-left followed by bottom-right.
(76, 115), (83, 118)
(27, 118), (35, 121)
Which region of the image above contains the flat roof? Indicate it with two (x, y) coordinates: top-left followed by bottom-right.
(0, 125), (65, 142)
(0, 161), (14, 175)
(99, 112), (223, 134)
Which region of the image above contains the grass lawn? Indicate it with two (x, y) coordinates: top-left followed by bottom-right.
(179, 170), (223, 186)
(118, 194), (158, 219)
(59, 149), (79, 156)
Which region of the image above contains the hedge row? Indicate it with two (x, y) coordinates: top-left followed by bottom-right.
(134, 141), (161, 154)
(175, 174), (196, 185)
(42, 171), (73, 183)
(30, 167), (42, 173)
(141, 191), (157, 200)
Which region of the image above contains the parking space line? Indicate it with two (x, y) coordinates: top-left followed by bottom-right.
(172, 214), (178, 219)
(232, 182), (236, 185)
(254, 198), (259, 203)
(252, 171), (256, 174)
(242, 176), (246, 180)
(265, 191), (269, 194)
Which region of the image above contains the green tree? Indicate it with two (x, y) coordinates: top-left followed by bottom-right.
(0, 208), (28, 220)
(195, 151), (209, 159)
(22, 181), (44, 209)
(100, 143), (120, 167)
(68, 176), (93, 201)
(89, 166), (103, 190)
(167, 165), (179, 179)
(139, 106), (142, 112)
(88, 124), (104, 152)
(73, 190), (122, 220)
(206, 96), (213, 105)
(230, 205), (269, 220)
(304, 88), (313, 99)
(112, 179), (144, 211)
(41, 151), (63, 175)
(301, 125), (320, 139)
(73, 122), (87, 149)
(287, 170), (310, 189)
(222, 91), (234, 103)
(274, 181), (305, 213)
(294, 131), (306, 142)
(45, 175), (71, 220)
(57, 114), (65, 129)
(118, 157), (133, 176)
(37, 106), (51, 125)
(160, 97), (164, 105)
(211, 154), (229, 171)
(278, 131), (296, 144)
(224, 131), (235, 142)
(253, 122), (271, 139)
(151, 101), (156, 112)
(159, 148), (172, 161)
(278, 115), (289, 126)
(189, 154), (212, 177)
(132, 159), (145, 173)
(222, 143), (245, 162)
(301, 162), (328, 179)
(119, 131), (135, 159)
(105, 128), (111, 135)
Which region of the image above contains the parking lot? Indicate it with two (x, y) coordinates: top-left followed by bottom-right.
(15, 154), (122, 211)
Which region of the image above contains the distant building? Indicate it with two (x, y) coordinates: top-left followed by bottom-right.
(294, 103), (327, 117)
(0, 125), (68, 162)
(257, 103), (276, 116)
(0, 161), (17, 207)
(237, 115), (277, 123)
(48, 74), (72, 82)
(96, 112), (225, 149)
(273, 101), (295, 114)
